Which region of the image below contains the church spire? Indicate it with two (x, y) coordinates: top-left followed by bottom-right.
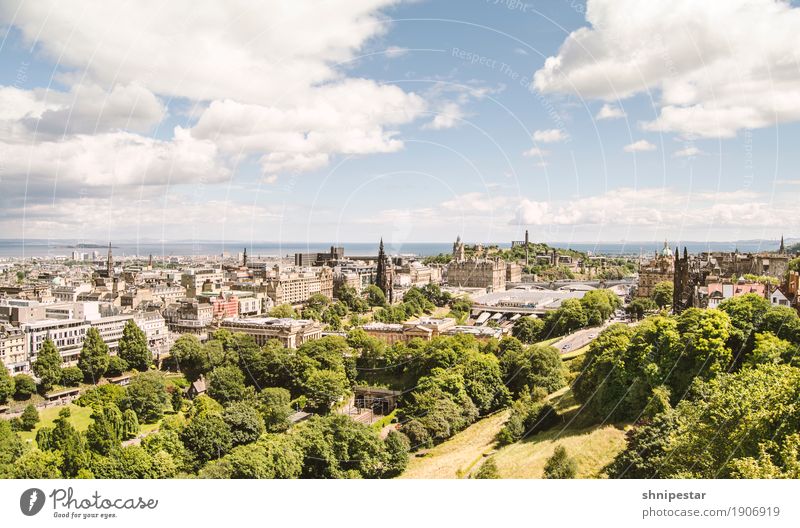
(780, 235), (785, 254)
(107, 242), (113, 276)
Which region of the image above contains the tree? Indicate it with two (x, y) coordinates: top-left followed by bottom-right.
(475, 457), (500, 479)
(19, 404), (39, 431)
(364, 284), (387, 307)
(500, 344), (566, 398)
(745, 332), (793, 368)
(60, 366), (83, 387)
(171, 389), (184, 413)
(383, 431), (410, 476)
(338, 285), (370, 313)
(12, 450), (63, 479)
(512, 316), (544, 344)
(180, 413), (233, 466)
(86, 403), (123, 455)
(49, 408), (89, 477)
(122, 409), (140, 440)
(269, 304), (298, 318)
(78, 327), (110, 383)
(206, 365), (249, 405)
(305, 369), (349, 413)
(543, 445), (577, 478)
(222, 401), (265, 446)
(20, 403), (39, 431)
(120, 371), (169, 423)
(0, 367), (14, 404)
(0, 420), (25, 477)
(625, 298), (657, 321)
(118, 320), (152, 371)
(258, 387), (293, 433)
(294, 414), (391, 478)
(105, 356), (129, 377)
(169, 334), (206, 382)
(33, 337), (62, 392)
(617, 364), (800, 478)
(543, 298), (587, 336)
(306, 293), (330, 312)
(572, 323), (637, 421)
(13, 374), (36, 400)
(652, 281), (674, 309)
(200, 434), (303, 479)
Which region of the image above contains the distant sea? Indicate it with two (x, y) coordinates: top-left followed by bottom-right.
(0, 239), (785, 258)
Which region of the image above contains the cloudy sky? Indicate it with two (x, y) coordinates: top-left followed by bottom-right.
(1, 0), (799, 246)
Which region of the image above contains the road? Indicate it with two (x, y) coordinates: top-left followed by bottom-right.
(551, 327), (602, 354)
(550, 316), (629, 354)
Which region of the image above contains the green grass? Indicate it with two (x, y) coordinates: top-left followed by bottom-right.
(561, 343), (590, 360)
(491, 423), (627, 478)
(370, 409), (397, 431)
(489, 387), (629, 478)
(18, 403), (94, 444)
(536, 337), (561, 347)
(399, 410), (510, 479)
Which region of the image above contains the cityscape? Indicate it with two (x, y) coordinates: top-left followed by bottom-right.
(2, 0), (800, 513)
(1, 231), (799, 480)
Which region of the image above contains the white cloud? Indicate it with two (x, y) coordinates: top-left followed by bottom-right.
(510, 188), (792, 229)
(532, 128), (567, 143)
(522, 146), (550, 158)
(673, 146), (702, 158)
(0, 0), (426, 183)
(595, 103), (625, 120)
(533, 0), (800, 138)
(0, 127), (229, 188)
(623, 139), (656, 152)
(423, 101), (465, 130)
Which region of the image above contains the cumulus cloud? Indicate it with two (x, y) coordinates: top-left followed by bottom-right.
(0, 127), (230, 188)
(0, 0), (430, 231)
(673, 146), (702, 158)
(510, 188), (790, 229)
(522, 146), (549, 158)
(532, 128), (568, 143)
(595, 103), (625, 120)
(623, 140), (656, 152)
(533, 0), (800, 138)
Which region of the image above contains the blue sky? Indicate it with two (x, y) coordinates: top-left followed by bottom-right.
(1, 0), (798, 246)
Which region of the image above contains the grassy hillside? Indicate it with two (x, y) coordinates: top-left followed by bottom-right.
(490, 424), (627, 478)
(400, 410), (510, 479)
(398, 385), (629, 479)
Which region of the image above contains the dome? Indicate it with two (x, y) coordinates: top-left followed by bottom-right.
(661, 241), (672, 257)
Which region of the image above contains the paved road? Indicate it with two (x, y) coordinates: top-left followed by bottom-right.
(550, 316), (629, 354)
(551, 327), (602, 354)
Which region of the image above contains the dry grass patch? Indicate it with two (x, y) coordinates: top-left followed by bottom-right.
(492, 423), (627, 479)
(400, 410), (510, 479)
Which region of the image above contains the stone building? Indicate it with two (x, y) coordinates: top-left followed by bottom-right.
(0, 323), (26, 374)
(264, 266), (334, 305)
(447, 258), (506, 292)
(218, 317), (323, 348)
(637, 242), (675, 299)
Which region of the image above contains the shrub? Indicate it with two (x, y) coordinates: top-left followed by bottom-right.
(13, 374), (36, 400)
(474, 457), (501, 479)
(19, 404), (40, 431)
(543, 445), (577, 478)
(60, 366), (83, 387)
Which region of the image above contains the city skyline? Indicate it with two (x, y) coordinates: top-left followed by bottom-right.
(2, 0), (800, 244)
